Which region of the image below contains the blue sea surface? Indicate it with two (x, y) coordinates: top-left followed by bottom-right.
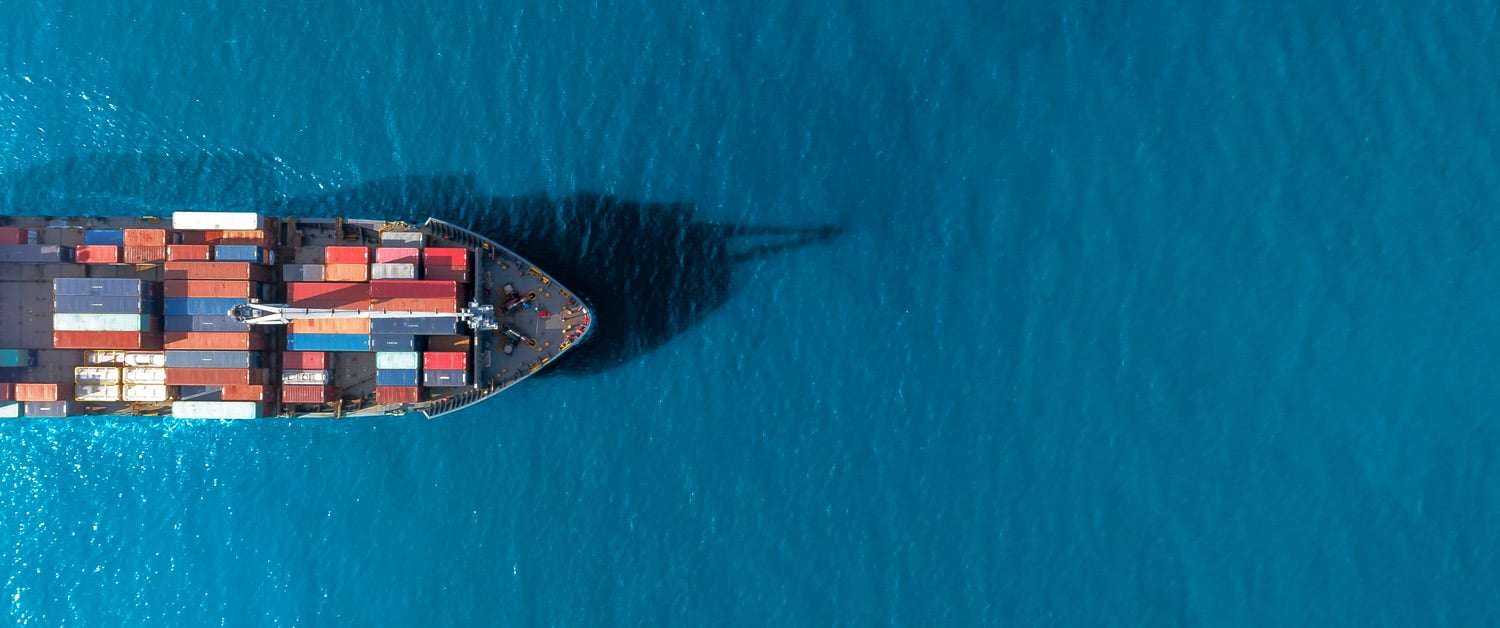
(3, 0), (1499, 625)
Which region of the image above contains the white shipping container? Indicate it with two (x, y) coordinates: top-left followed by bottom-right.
(122, 384), (168, 402)
(171, 211), (264, 231)
(86, 350), (127, 365)
(172, 400), (260, 420)
(371, 263), (417, 280)
(74, 366), (121, 384)
(124, 352), (167, 367)
(282, 369), (330, 385)
(0, 402), (18, 418)
(75, 384), (121, 402)
(375, 351), (420, 370)
(53, 313), (148, 332)
(380, 231), (425, 247)
(122, 367), (167, 384)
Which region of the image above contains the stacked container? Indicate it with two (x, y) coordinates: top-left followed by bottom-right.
(423, 352), (469, 387)
(374, 351), (420, 399)
(122, 228), (167, 263)
(74, 366), (122, 401)
(281, 352), (334, 403)
(324, 246), (369, 282)
(422, 247), (470, 283)
(51, 278), (162, 349)
(369, 280), (459, 313)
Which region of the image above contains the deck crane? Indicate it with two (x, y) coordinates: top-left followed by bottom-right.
(229, 300), (500, 331)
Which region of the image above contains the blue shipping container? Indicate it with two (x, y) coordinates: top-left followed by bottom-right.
(287, 334), (372, 352)
(214, 245), (263, 262)
(0, 349), (35, 367)
(165, 315), (251, 332)
(54, 295), (148, 314)
(53, 277), (145, 296)
(164, 350), (262, 369)
(0, 244), (69, 263)
(375, 369), (420, 386)
(370, 334), (418, 351)
(83, 229), (126, 246)
(164, 297), (245, 316)
(423, 369), (468, 387)
(370, 317), (459, 335)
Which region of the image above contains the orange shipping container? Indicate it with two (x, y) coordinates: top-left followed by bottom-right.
(288, 318), (371, 334)
(164, 261), (272, 281)
(210, 230), (275, 246)
(76, 245), (120, 264)
(323, 264), (368, 282)
(164, 368), (265, 386)
(220, 385), (267, 401)
(122, 246), (167, 263)
(14, 383), (72, 402)
(167, 244), (212, 261)
(123, 228), (167, 246)
(164, 331), (267, 350)
(164, 280), (257, 299)
(370, 297), (457, 312)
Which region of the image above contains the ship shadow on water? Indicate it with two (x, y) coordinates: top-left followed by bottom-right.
(280, 175), (841, 375)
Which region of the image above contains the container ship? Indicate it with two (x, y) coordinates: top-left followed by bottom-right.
(0, 212), (592, 419)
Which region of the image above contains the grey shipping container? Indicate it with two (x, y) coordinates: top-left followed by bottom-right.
(371, 317), (458, 335)
(164, 315), (251, 333)
(164, 350), (263, 369)
(175, 385), (224, 401)
(0, 244), (69, 263)
(370, 334), (418, 351)
(54, 277), (146, 296)
(24, 401), (70, 417)
(423, 369), (467, 387)
(54, 295), (150, 314)
(284, 264), (325, 282)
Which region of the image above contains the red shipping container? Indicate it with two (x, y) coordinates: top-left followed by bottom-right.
(122, 246), (167, 263)
(165, 368), (264, 386)
(14, 383), (70, 402)
(421, 267), (470, 284)
(282, 351), (327, 370)
(53, 331), (162, 349)
(370, 297), (456, 312)
(376, 386), (420, 404)
(164, 331), (267, 350)
(178, 231), (210, 245)
(281, 384), (334, 404)
(76, 245), (120, 263)
(375, 247), (421, 264)
(368, 280), (458, 299)
(164, 261), (272, 281)
(422, 351), (468, 370)
(123, 228), (167, 246)
(325, 246), (370, 264)
(164, 280), (257, 299)
(220, 385), (267, 401)
(422, 248), (469, 269)
(0, 226), (27, 245)
(287, 282), (370, 308)
(0, 383), (13, 401)
(167, 244), (212, 261)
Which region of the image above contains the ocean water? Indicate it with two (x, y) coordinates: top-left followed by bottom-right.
(2, 0), (1499, 625)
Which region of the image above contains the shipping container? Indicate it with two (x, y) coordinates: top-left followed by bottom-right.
(287, 318), (371, 335)
(164, 331), (267, 351)
(164, 350), (262, 369)
(284, 264), (325, 282)
(281, 384), (334, 404)
(164, 368), (264, 386)
(163, 261), (271, 281)
(375, 247), (421, 264)
(175, 385), (221, 401)
(324, 245), (370, 264)
(282, 351), (327, 370)
(163, 280), (259, 299)
(15, 383), (71, 402)
(286, 282), (369, 308)
(124, 352), (166, 367)
(369, 280), (459, 299)
(0, 244), (69, 263)
(0, 349), (36, 368)
(370, 297), (457, 312)
(75, 384), (120, 402)
(370, 317), (459, 335)
(75, 245), (120, 263)
(172, 211), (264, 231)
(323, 263), (369, 282)
(171, 400), (260, 419)
(83, 229), (126, 245)
(210, 230), (275, 246)
(376, 386), (420, 404)
(167, 244), (212, 261)
(54, 295), (150, 314)
(0, 402), (19, 418)
(375, 352), (420, 370)
(86, 350), (127, 365)
(54, 277), (147, 296)
(164, 315), (251, 333)
(422, 247), (469, 269)
(422, 351), (469, 371)
(375, 369), (419, 387)
(370, 334), (417, 351)
(0, 226), (28, 245)
(0, 383), (12, 401)
(380, 231), (425, 247)
(24, 401), (70, 417)
(74, 366), (121, 384)
(53, 331), (162, 350)
(122, 367), (167, 384)
(122, 246), (167, 263)
(53, 313), (153, 332)
(282, 369), (330, 386)
(423, 369), (468, 387)
(164, 297), (245, 316)
(286, 333), (371, 352)
(370, 263), (417, 280)
(220, 385), (266, 401)
(123, 228), (167, 246)
(213, 244), (263, 262)
(122, 384), (169, 402)
(421, 267), (471, 283)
